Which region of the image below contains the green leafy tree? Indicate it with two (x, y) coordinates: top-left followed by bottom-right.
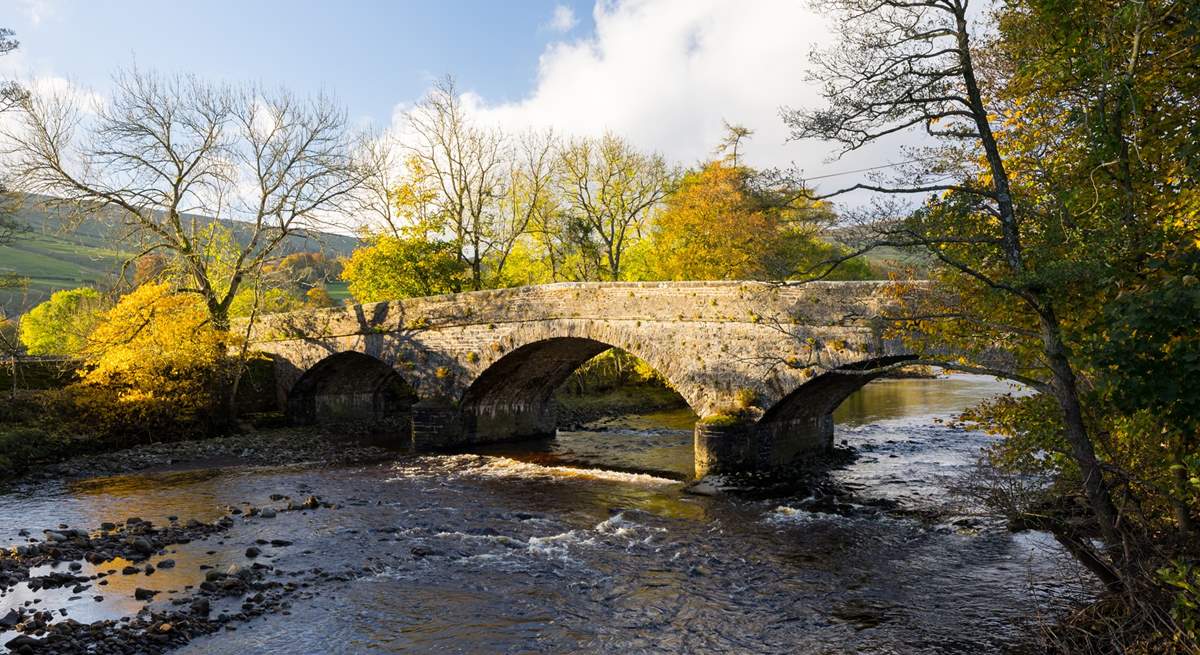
(785, 0), (1200, 611)
(19, 287), (106, 356)
(342, 234), (468, 302)
(557, 133), (673, 280)
(228, 286), (305, 319)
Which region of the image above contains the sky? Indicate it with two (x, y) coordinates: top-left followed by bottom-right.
(3, 0), (914, 200)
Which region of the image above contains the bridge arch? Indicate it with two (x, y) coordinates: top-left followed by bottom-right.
(458, 336), (698, 442)
(286, 351), (418, 431)
(756, 355), (917, 460)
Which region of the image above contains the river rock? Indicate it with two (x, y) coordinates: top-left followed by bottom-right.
(0, 608), (19, 627)
(245, 546), (261, 558)
(133, 587), (158, 601)
(157, 559), (175, 569)
(4, 635), (39, 650)
(43, 530), (68, 543)
(190, 598), (210, 616)
(260, 508), (277, 518)
(130, 537), (155, 555)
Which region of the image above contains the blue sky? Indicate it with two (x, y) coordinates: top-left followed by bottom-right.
(4, 0), (910, 193)
(6, 1), (594, 126)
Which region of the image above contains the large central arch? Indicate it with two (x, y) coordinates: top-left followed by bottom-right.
(458, 337), (696, 443)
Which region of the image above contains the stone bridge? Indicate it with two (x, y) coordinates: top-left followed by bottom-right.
(243, 281), (914, 477)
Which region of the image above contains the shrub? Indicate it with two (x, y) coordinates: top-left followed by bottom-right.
(73, 282), (235, 439)
(0, 427), (73, 478)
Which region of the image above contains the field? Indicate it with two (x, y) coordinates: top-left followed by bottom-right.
(0, 195), (358, 314)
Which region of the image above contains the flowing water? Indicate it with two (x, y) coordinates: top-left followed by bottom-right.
(0, 375), (1090, 654)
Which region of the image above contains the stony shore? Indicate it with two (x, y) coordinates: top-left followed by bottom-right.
(3, 428), (398, 492)
(0, 490), (353, 655)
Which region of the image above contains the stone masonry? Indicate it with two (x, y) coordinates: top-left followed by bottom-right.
(242, 281), (914, 477)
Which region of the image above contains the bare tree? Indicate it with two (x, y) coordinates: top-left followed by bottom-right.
(351, 131), (405, 237)
(557, 133), (672, 280)
(490, 129), (557, 283)
(2, 67), (366, 330)
(402, 77), (506, 290)
(0, 27), (29, 247)
(782, 0), (1123, 576)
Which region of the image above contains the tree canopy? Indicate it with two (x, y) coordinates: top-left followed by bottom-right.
(19, 287), (106, 357)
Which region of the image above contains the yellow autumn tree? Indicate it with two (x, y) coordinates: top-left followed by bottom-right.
(648, 160), (870, 281)
(75, 282), (233, 433)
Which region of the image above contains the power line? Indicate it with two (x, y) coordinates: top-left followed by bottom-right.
(802, 157), (938, 182)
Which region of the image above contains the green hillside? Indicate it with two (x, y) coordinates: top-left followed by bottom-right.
(0, 194), (359, 314)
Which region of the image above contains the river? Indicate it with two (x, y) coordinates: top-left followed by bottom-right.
(0, 375), (1090, 653)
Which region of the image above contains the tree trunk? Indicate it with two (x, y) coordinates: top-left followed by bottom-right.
(1171, 440), (1195, 534)
(1039, 310), (1123, 555)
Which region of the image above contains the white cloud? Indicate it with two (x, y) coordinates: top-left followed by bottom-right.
(16, 0), (60, 26)
(394, 0), (919, 202)
(546, 4), (578, 33)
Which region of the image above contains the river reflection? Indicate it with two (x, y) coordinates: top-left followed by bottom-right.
(1, 375), (1085, 654)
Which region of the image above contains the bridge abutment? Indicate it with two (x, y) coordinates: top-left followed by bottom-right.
(694, 413), (835, 478)
(411, 398), (464, 450)
(461, 401), (557, 445)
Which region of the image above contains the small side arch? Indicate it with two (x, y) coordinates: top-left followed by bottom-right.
(752, 355), (917, 465)
(286, 351), (418, 433)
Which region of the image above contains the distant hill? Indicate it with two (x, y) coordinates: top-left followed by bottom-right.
(0, 194), (360, 314)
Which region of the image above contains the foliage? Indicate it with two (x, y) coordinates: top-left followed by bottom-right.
(560, 349), (672, 396)
(132, 252), (170, 285)
(304, 286), (337, 308)
(1087, 253), (1200, 434)
(648, 160), (869, 281)
(784, 1), (1200, 634)
(399, 78), (557, 290)
(19, 287), (106, 356)
(228, 286), (305, 319)
(342, 233), (468, 302)
(557, 133), (673, 280)
(76, 282), (233, 437)
(1158, 561), (1200, 640)
(267, 251), (343, 291)
(0, 426), (74, 479)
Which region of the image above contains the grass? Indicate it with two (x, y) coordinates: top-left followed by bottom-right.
(1, 193), (360, 315)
